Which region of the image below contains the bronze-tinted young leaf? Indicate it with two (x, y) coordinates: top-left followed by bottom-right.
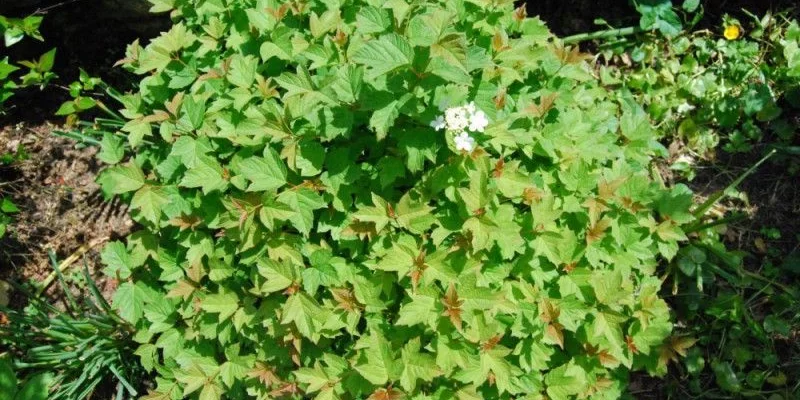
(248, 362), (282, 387)
(526, 93), (558, 118)
(441, 283), (464, 330)
(586, 217), (612, 244)
(367, 388), (405, 400)
(513, 5), (527, 22)
(552, 44), (593, 65)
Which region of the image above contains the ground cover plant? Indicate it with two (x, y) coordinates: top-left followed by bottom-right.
(60, 0), (717, 398)
(0, 13), (55, 240)
(572, 2), (800, 397)
(596, 6), (800, 175)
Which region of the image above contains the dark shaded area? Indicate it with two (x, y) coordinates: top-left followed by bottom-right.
(0, 0), (169, 126)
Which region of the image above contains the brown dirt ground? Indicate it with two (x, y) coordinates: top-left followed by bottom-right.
(0, 123), (131, 303)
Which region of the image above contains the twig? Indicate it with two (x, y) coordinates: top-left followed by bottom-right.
(563, 26), (645, 44)
(33, 0), (87, 14)
(36, 235), (109, 296)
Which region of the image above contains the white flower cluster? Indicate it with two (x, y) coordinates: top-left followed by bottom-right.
(429, 102), (488, 152)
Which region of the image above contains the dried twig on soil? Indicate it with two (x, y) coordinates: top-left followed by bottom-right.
(36, 235), (109, 296)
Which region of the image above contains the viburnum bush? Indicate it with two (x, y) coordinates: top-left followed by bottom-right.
(92, 0), (698, 398)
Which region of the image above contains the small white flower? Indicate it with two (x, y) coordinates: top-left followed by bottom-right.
(445, 107), (469, 132)
(676, 102), (695, 114)
(430, 115), (446, 131)
(675, 154), (695, 165)
(468, 110), (489, 132)
(454, 132), (475, 152)
(465, 101), (476, 114)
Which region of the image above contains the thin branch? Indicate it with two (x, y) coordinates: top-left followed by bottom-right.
(33, 0), (87, 14)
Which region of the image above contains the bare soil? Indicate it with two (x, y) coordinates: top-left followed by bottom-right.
(0, 123), (132, 303)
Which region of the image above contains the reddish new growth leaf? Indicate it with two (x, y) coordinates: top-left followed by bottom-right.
(586, 217), (611, 244)
(300, 179), (327, 192)
(659, 335), (699, 367)
(597, 350), (619, 368)
(468, 147), (488, 159)
(231, 198), (250, 229)
(522, 187), (544, 205)
(408, 249), (429, 290)
(197, 68), (223, 82)
(492, 158), (505, 178)
(169, 214), (201, 230)
(280, 330), (303, 366)
(598, 178), (625, 201)
(248, 361), (282, 387)
(481, 334), (503, 352)
(583, 197), (609, 225)
(139, 390), (172, 400)
(166, 279), (197, 300)
(492, 30), (509, 53)
(625, 335), (639, 354)
(113, 38), (140, 67)
(494, 87), (507, 109)
(256, 76), (279, 98)
(553, 44), (593, 65)
(540, 299), (565, 349)
(526, 93), (557, 118)
(331, 287), (361, 313)
(269, 382), (302, 398)
(562, 262), (577, 274)
(165, 92), (183, 115)
(584, 376), (614, 397)
(283, 282), (301, 296)
(452, 232), (473, 253)
(332, 28), (348, 47)
(266, 3), (289, 21)
(513, 5), (527, 22)
(141, 110), (171, 123)
(287, 0), (307, 15)
(487, 371), (496, 386)
(621, 196), (645, 213)
(367, 387), (405, 400)
(186, 261), (205, 283)
(441, 284), (464, 330)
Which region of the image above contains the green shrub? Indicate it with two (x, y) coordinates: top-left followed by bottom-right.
(86, 1), (699, 398)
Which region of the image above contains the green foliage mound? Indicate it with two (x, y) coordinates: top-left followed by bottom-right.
(96, 0), (696, 398)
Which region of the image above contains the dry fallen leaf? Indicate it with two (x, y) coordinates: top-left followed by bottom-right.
(0, 279), (10, 307)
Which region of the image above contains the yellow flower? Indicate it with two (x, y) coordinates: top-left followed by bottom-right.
(724, 24), (741, 40)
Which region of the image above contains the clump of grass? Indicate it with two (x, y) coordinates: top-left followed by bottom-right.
(0, 252), (145, 400)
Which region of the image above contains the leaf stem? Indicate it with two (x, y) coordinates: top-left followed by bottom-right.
(562, 26), (645, 44)
(689, 149), (777, 224)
